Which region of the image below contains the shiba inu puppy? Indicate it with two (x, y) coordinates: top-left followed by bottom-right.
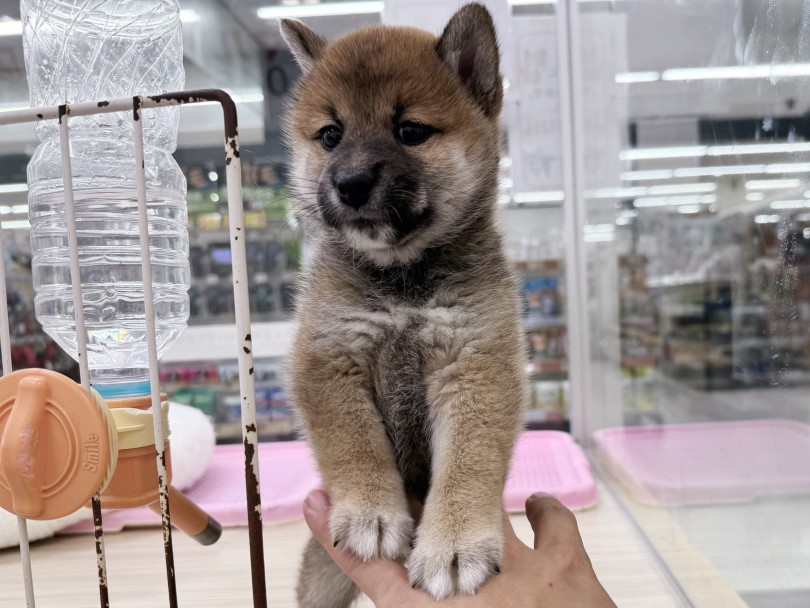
(281, 4), (527, 605)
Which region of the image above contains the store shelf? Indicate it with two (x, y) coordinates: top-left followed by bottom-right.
(523, 315), (566, 329)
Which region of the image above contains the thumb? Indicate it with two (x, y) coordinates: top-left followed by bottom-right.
(302, 490), (415, 606)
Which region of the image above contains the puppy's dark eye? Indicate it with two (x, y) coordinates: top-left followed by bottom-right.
(396, 122), (434, 146)
(319, 125), (343, 151)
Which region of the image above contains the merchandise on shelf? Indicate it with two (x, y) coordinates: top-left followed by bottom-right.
(160, 357), (294, 443)
(516, 259), (570, 429)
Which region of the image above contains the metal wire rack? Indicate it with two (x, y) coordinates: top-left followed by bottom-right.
(0, 89), (267, 608)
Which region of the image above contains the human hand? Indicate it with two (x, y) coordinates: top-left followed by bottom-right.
(302, 489), (618, 607)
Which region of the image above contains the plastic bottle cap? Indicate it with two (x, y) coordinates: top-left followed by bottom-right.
(0, 369), (116, 520)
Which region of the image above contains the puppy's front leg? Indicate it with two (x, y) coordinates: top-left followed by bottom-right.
(409, 348), (525, 599)
(292, 341), (413, 561)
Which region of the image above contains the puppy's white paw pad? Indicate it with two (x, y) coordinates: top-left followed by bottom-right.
(330, 504), (414, 561)
(408, 534), (502, 600)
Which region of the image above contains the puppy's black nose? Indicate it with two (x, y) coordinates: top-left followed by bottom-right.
(335, 170), (377, 210)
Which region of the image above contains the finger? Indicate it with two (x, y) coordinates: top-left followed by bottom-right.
(302, 490), (413, 605)
(525, 492), (584, 551)
(501, 510), (532, 566)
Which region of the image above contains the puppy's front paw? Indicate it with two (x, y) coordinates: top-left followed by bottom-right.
(330, 498), (414, 561)
(408, 518), (503, 600)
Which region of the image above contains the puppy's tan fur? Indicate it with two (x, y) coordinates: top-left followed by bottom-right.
(282, 5), (527, 605)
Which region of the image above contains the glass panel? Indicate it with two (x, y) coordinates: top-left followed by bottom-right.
(576, 0), (810, 605)
(505, 5), (572, 430)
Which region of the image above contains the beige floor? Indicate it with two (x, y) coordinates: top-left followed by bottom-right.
(0, 480), (684, 607)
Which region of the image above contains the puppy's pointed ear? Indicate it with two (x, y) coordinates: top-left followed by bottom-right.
(437, 3), (503, 117)
(279, 19), (327, 75)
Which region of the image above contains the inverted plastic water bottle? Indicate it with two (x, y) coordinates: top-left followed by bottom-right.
(21, 0), (189, 399)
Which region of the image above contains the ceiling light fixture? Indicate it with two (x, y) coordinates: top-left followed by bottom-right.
(615, 71), (660, 84)
(674, 164), (765, 178)
(589, 183), (715, 199)
(664, 63), (810, 81)
(179, 9), (201, 23)
(0, 19), (22, 36)
(257, 1), (383, 19)
(770, 200), (810, 209)
(621, 142), (810, 161)
(616, 63), (810, 84)
(745, 178), (802, 190)
(512, 191), (564, 204)
(0, 184), (28, 194)
(622, 162), (810, 181)
(620, 169), (675, 181)
(634, 194), (716, 208)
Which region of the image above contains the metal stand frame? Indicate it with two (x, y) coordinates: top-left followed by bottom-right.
(0, 89), (267, 608)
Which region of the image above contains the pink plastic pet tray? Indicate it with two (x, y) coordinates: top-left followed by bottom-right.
(66, 430), (595, 533)
(594, 419), (810, 506)
(505, 431), (597, 511)
(65, 441), (320, 533)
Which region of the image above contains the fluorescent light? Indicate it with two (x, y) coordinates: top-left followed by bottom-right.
(634, 195), (716, 208)
(677, 205), (703, 214)
(618, 64), (810, 83)
(0, 220), (30, 229)
(588, 183), (714, 199)
(615, 71), (660, 84)
(766, 162), (810, 174)
(663, 63), (810, 81)
(619, 162), (810, 184)
(620, 146), (707, 161)
(620, 170), (675, 181)
(674, 164), (765, 178)
(622, 142), (810, 161)
(0, 183), (28, 194)
(512, 191), (564, 203)
(179, 9), (201, 23)
(257, 1), (383, 19)
(195, 90), (264, 106)
(589, 187), (648, 198)
(0, 205), (28, 217)
(0, 19), (22, 37)
(709, 142), (810, 156)
(770, 200), (810, 209)
(746, 192), (765, 202)
(754, 214), (781, 224)
(745, 178), (802, 190)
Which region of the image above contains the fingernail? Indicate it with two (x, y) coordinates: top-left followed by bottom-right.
(305, 489), (329, 512)
(493, 564), (501, 574)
